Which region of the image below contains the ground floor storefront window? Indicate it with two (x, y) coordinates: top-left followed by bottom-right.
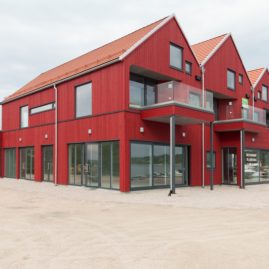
(4, 148), (16, 178)
(245, 149), (269, 183)
(130, 142), (188, 189)
(68, 141), (119, 190)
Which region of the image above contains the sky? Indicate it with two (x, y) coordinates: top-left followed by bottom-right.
(0, 0), (269, 102)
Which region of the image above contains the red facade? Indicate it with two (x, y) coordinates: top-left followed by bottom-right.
(1, 15), (269, 191)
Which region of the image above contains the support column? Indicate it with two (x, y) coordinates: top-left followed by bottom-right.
(210, 122), (214, 190)
(170, 115), (176, 194)
(240, 129), (245, 189)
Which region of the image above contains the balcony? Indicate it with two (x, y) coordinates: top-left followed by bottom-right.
(129, 80), (214, 125)
(214, 105), (266, 133)
(130, 80), (213, 112)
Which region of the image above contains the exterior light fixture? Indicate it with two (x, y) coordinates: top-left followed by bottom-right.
(140, 127), (144, 133)
(19, 137), (22, 142)
(228, 101), (233, 106)
(182, 132), (186, 137)
(252, 137), (255, 143)
(44, 134), (48, 139)
(88, 129), (92, 135)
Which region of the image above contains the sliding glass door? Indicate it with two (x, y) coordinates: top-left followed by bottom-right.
(68, 141), (119, 189)
(4, 148), (16, 178)
(42, 146), (53, 182)
(20, 147), (35, 180)
(131, 142), (189, 189)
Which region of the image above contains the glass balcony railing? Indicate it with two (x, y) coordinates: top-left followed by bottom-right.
(130, 80), (213, 112)
(241, 106), (266, 125)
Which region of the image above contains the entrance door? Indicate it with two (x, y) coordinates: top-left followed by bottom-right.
(222, 148), (237, 184)
(43, 146), (53, 182)
(20, 147), (35, 180)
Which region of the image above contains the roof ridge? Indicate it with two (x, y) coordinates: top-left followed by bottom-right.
(247, 67), (266, 73)
(41, 16), (168, 75)
(192, 33), (229, 47)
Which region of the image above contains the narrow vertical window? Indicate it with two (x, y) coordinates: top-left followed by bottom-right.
(227, 69), (236, 90)
(262, 85), (268, 102)
(170, 43), (183, 70)
(185, 61), (192, 75)
(76, 82), (92, 118)
(20, 106), (29, 128)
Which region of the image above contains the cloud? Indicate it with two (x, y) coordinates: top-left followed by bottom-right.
(0, 0), (268, 102)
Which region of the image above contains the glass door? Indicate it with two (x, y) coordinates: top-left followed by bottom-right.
(43, 146), (53, 182)
(222, 148), (237, 184)
(20, 147), (35, 180)
(175, 146), (188, 186)
(85, 143), (99, 187)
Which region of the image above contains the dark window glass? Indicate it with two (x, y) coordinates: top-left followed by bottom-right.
(130, 78), (144, 106)
(85, 143), (99, 187)
(68, 144), (84, 185)
(20, 106), (29, 128)
(43, 146), (53, 182)
(129, 75), (157, 106)
(170, 44), (183, 70)
(76, 83), (92, 118)
(131, 143), (152, 188)
(206, 152), (216, 169)
(4, 148), (16, 178)
(153, 145), (170, 186)
(227, 70), (236, 90)
(185, 61), (192, 75)
(101, 142), (111, 188)
(175, 146), (186, 185)
(239, 74), (243, 84)
(20, 147), (34, 180)
(262, 85), (268, 102)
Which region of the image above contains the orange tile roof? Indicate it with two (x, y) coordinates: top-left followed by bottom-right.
(5, 17), (168, 102)
(191, 34), (228, 65)
(247, 68), (266, 87)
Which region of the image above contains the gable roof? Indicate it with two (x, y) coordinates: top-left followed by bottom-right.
(191, 33), (230, 66)
(247, 67), (267, 88)
(3, 15), (173, 103)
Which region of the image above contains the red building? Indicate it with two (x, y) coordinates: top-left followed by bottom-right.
(1, 15), (269, 191)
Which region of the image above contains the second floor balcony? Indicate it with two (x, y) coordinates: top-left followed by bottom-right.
(130, 79), (213, 113)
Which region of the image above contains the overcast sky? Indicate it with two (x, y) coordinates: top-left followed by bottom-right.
(0, 0), (269, 101)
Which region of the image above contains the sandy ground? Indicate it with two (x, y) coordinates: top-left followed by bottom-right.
(1, 179), (269, 269)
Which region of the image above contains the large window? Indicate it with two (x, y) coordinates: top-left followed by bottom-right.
(68, 141), (119, 189)
(30, 103), (55, 115)
(4, 148), (16, 178)
(76, 82), (92, 118)
(20, 106), (29, 128)
(262, 85), (268, 102)
(129, 74), (156, 106)
(131, 142), (188, 189)
(245, 150), (269, 183)
(227, 69), (236, 90)
(170, 43), (183, 70)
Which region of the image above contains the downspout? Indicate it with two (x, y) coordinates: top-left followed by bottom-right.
(201, 66), (205, 188)
(53, 84), (58, 186)
(251, 86), (255, 120)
